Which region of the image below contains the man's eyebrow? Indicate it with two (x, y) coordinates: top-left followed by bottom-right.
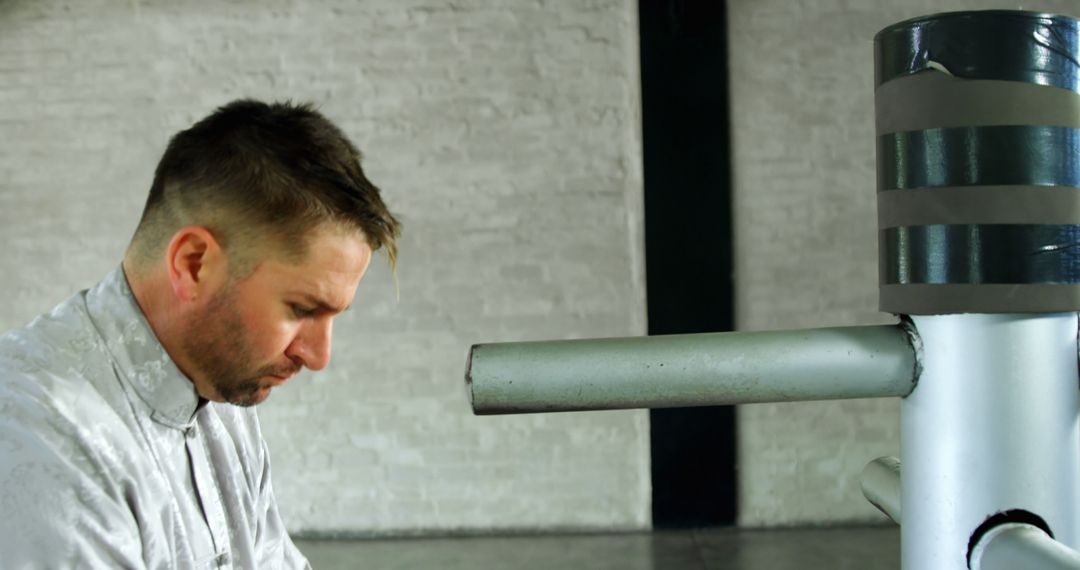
(299, 293), (350, 313)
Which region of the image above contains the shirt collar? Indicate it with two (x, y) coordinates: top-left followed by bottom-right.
(84, 265), (202, 429)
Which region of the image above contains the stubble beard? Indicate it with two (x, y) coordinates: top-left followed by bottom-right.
(183, 285), (286, 407)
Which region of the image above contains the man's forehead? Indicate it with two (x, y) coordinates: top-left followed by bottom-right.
(265, 228), (370, 270)
(294, 291), (351, 313)
(263, 261), (355, 294)
(259, 254), (366, 306)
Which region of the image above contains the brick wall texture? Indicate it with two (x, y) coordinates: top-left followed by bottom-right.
(730, 0), (1080, 526)
(0, 0), (648, 535)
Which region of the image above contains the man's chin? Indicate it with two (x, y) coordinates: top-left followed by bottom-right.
(222, 384), (273, 408)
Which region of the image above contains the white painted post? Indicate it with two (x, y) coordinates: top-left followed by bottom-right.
(875, 11), (1080, 567)
(901, 314), (1080, 569)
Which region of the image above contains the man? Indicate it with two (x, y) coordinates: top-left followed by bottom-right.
(0, 100), (401, 568)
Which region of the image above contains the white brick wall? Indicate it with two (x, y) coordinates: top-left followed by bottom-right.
(730, 0), (1080, 526)
(0, 0), (648, 534)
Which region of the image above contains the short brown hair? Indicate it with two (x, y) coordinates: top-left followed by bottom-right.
(129, 99), (401, 276)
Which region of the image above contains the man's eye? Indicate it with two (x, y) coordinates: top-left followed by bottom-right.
(291, 304), (316, 318)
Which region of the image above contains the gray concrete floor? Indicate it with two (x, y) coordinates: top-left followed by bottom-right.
(295, 525), (899, 569)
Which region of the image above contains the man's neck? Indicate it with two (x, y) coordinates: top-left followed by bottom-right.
(121, 258), (196, 386)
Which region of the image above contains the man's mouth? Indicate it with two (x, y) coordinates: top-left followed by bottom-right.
(269, 370), (298, 384)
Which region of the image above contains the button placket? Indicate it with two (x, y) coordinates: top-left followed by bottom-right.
(186, 423), (231, 567)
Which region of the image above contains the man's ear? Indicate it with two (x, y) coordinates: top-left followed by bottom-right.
(165, 226), (227, 302)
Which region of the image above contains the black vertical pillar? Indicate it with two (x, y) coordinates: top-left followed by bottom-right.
(639, 0), (736, 527)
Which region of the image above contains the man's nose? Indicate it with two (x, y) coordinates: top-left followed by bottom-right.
(287, 318), (333, 371)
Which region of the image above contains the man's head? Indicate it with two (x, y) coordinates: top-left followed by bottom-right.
(125, 100), (401, 406)
(128, 99), (399, 275)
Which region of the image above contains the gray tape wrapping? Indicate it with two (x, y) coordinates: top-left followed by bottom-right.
(878, 186), (1080, 228)
(874, 12), (1080, 315)
(876, 71), (1080, 135)
(872, 68), (1080, 310)
(880, 284), (1080, 315)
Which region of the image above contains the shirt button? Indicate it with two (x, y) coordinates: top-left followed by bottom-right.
(184, 427), (196, 438)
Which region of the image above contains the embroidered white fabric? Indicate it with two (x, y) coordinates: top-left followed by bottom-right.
(0, 267), (311, 569)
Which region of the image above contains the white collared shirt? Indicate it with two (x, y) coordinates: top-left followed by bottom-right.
(0, 267), (310, 569)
